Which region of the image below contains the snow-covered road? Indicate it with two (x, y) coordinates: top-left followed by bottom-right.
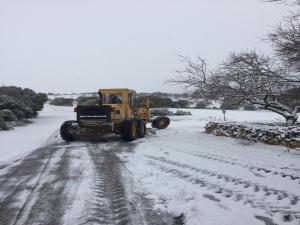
(122, 116), (300, 225)
(0, 140), (175, 225)
(0, 106), (299, 225)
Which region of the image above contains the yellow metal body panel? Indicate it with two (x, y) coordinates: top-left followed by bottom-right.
(98, 89), (151, 131)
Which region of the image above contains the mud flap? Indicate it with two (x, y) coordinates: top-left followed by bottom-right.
(151, 116), (170, 129)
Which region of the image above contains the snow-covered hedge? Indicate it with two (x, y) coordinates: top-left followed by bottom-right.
(174, 110), (192, 116)
(0, 86), (48, 130)
(205, 122), (300, 149)
(150, 108), (192, 116)
(49, 97), (74, 106)
(150, 108), (173, 116)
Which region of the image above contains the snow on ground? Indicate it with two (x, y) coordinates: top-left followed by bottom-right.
(61, 144), (94, 225)
(47, 93), (97, 100)
(1, 105), (299, 225)
(119, 109), (300, 225)
(169, 108), (286, 125)
(0, 104), (74, 163)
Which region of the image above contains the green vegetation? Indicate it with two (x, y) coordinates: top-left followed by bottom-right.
(76, 96), (99, 106)
(195, 100), (211, 109)
(150, 108), (192, 116)
(150, 108), (173, 116)
(49, 97), (74, 106)
(0, 86), (48, 130)
(49, 96), (99, 106)
(137, 96), (190, 108)
(243, 104), (257, 111)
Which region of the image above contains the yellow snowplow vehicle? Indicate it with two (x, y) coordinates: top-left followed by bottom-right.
(60, 88), (170, 141)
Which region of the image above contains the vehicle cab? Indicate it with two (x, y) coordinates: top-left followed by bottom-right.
(99, 88), (137, 123)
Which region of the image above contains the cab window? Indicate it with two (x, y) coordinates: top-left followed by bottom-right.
(128, 92), (136, 106)
(105, 94), (123, 104)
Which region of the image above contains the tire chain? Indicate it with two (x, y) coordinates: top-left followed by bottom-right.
(164, 145), (300, 183)
(67, 123), (111, 140)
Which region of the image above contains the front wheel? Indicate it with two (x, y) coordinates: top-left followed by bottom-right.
(60, 120), (79, 142)
(121, 120), (138, 141)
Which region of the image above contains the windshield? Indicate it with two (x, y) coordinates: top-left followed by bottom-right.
(104, 94), (123, 104)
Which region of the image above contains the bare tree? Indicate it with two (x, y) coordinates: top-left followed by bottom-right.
(264, 0), (300, 75)
(268, 15), (300, 73)
(263, 0), (300, 5)
(250, 95), (300, 126)
(171, 55), (212, 93)
(167, 51), (300, 125)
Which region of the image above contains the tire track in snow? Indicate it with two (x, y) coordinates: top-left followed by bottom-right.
(0, 144), (60, 225)
(145, 155), (300, 223)
(13, 145), (77, 225)
(79, 142), (176, 225)
(12, 149), (57, 225)
(0, 142), (87, 225)
(163, 144), (300, 183)
(78, 144), (130, 225)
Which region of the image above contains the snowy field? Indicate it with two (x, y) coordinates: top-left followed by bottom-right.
(121, 111), (300, 225)
(0, 105), (299, 225)
(0, 107), (286, 164)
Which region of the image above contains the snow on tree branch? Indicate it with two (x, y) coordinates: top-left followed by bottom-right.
(167, 50), (300, 125)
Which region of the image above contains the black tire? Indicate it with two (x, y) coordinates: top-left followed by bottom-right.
(60, 120), (78, 142)
(151, 116), (170, 129)
(151, 116), (161, 128)
(151, 120), (157, 128)
(121, 120), (138, 141)
(136, 119), (146, 138)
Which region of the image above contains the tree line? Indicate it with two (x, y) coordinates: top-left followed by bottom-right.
(49, 95), (191, 108)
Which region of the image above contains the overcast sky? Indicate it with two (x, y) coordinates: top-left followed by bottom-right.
(0, 0), (291, 94)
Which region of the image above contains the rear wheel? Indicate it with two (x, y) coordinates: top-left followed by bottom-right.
(60, 120), (78, 142)
(136, 119), (146, 138)
(121, 120), (138, 141)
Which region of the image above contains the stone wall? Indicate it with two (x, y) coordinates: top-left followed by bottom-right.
(205, 122), (300, 149)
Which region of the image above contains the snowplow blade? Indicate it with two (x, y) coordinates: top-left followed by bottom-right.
(151, 116), (170, 129)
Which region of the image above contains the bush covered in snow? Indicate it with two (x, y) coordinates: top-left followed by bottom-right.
(0, 109), (16, 121)
(195, 100), (211, 109)
(49, 97), (74, 106)
(205, 122), (300, 149)
(174, 110), (192, 115)
(150, 108), (173, 116)
(243, 104), (257, 111)
(150, 108), (192, 116)
(76, 96), (99, 106)
(0, 86), (48, 130)
(49, 96), (100, 106)
(137, 96), (191, 108)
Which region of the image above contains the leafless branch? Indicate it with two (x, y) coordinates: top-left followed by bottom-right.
(167, 51), (300, 125)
